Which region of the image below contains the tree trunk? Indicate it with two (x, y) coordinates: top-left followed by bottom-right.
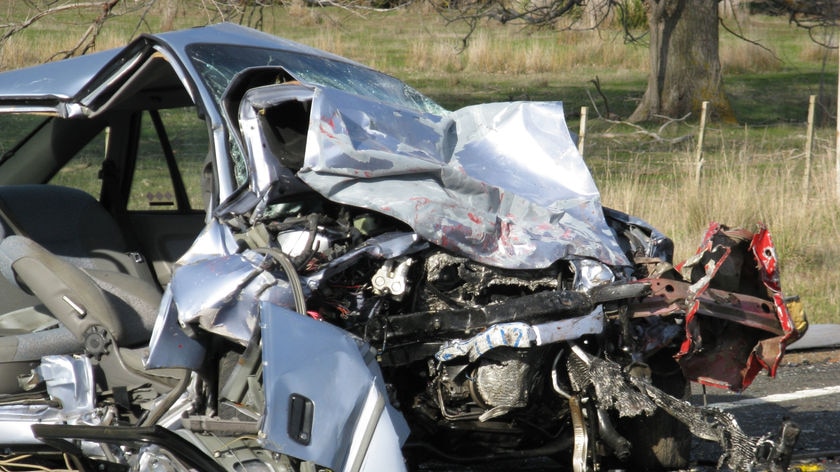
(161, 0), (180, 31)
(580, 0), (612, 28)
(629, 0), (735, 123)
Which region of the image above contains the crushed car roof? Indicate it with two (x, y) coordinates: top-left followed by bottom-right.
(0, 51), (119, 102)
(0, 23), (358, 105)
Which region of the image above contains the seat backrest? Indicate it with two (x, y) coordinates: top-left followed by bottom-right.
(0, 185), (158, 315)
(0, 185), (126, 269)
(0, 235), (160, 364)
(0, 185), (156, 279)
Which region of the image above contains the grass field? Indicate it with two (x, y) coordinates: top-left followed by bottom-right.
(1, 1), (838, 323)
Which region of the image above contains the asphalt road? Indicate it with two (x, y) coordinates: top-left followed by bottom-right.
(691, 347), (840, 471)
(419, 347), (840, 471)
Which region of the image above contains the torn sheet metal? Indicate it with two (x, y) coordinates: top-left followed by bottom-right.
(569, 346), (798, 472)
(630, 276), (796, 391)
(436, 322), (533, 362)
(603, 207), (674, 263)
(672, 223), (807, 391)
(303, 231), (428, 291)
(630, 371), (798, 472)
(435, 308), (605, 362)
(171, 250), (297, 345)
(569, 259), (615, 290)
(225, 80), (316, 222)
(0, 355), (98, 445)
(35, 355), (95, 420)
(175, 219), (239, 267)
(531, 306), (605, 345)
(144, 288), (206, 370)
(236, 84), (629, 271)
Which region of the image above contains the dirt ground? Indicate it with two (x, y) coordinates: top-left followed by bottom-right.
(783, 348), (840, 366)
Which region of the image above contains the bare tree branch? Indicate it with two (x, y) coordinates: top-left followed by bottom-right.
(0, 0), (277, 67)
(130, 0), (162, 38)
(749, 0), (840, 47)
(1, 1), (119, 44)
(586, 89), (604, 118)
(50, 0), (122, 60)
(718, 16), (781, 62)
(600, 113), (693, 144)
(590, 76), (613, 119)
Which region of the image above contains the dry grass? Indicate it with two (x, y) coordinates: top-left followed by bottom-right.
(0, 21), (131, 70)
(721, 41), (782, 74)
(596, 131), (840, 324)
(799, 41), (838, 65)
(406, 27), (646, 75)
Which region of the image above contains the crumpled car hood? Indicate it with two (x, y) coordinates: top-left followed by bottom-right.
(228, 83), (629, 271)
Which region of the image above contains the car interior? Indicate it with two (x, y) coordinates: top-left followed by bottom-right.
(0, 51), (209, 390)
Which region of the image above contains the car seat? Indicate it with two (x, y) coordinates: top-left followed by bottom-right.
(0, 185), (162, 393)
(0, 235), (161, 393)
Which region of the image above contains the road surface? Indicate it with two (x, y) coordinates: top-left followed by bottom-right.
(692, 347), (840, 471)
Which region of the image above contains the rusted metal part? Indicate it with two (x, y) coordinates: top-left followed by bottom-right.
(629, 278), (783, 335)
(628, 277), (794, 391)
(627, 223), (807, 392)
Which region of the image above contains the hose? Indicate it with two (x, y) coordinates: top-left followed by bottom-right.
(254, 247), (306, 314)
(140, 370), (191, 427)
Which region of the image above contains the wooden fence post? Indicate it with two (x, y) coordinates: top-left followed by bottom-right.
(804, 95), (816, 204)
(578, 106), (588, 156)
(694, 101), (709, 191)
(836, 43), (840, 202)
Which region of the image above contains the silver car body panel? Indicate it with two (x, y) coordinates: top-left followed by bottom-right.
(0, 355), (97, 445)
(260, 301), (408, 471)
(144, 288), (207, 370)
(235, 84), (629, 271)
(145, 220), (239, 369)
(171, 250), (297, 345)
(0, 51), (119, 106)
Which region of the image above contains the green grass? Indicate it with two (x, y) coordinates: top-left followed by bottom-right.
(1, 2), (839, 324)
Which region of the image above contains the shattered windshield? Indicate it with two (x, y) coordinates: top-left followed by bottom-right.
(187, 44), (445, 115)
(187, 44), (446, 187)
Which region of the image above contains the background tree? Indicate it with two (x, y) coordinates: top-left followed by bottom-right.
(0, 0), (270, 61)
(747, 0), (839, 123)
(436, 0), (740, 122)
(629, 0), (840, 122)
(630, 0), (734, 122)
(4, 0), (836, 125)
(748, 0), (840, 44)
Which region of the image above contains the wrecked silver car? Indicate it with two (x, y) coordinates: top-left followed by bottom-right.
(0, 23), (808, 471)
